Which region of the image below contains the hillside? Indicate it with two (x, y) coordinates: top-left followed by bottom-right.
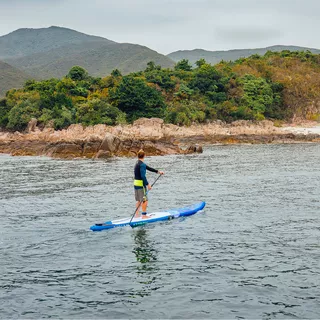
(0, 26), (111, 59)
(0, 61), (30, 97)
(0, 26), (175, 79)
(1, 50), (320, 131)
(4, 42), (175, 79)
(168, 45), (320, 65)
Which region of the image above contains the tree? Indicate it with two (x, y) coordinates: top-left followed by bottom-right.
(165, 100), (207, 126)
(174, 59), (192, 71)
(174, 83), (194, 99)
(239, 74), (274, 120)
(7, 98), (41, 130)
(109, 76), (165, 121)
(195, 58), (206, 68)
(190, 63), (227, 103)
(75, 98), (126, 126)
(67, 66), (88, 81)
(111, 69), (122, 77)
(145, 61), (156, 72)
(0, 99), (11, 128)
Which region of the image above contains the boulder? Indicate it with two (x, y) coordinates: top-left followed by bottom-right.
(99, 133), (121, 153)
(196, 145), (203, 153)
(95, 150), (112, 159)
(27, 118), (37, 133)
(84, 141), (101, 158)
(45, 143), (83, 158)
(186, 144), (203, 154)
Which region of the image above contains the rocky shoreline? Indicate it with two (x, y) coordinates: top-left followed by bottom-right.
(0, 118), (319, 159)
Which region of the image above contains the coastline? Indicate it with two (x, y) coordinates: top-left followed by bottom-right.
(0, 118), (319, 159)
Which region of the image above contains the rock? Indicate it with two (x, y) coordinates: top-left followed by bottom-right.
(45, 143), (83, 158)
(186, 144), (197, 153)
(132, 118), (165, 139)
(83, 141), (101, 158)
(27, 118), (37, 133)
(100, 133), (121, 153)
(185, 144), (203, 154)
(95, 150), (112, 159)
(196, 145), (203, 153)
(259, 120), (274, 128)
(133, 118), (164, 127)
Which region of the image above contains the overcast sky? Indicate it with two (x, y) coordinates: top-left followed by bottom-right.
(0, 0), (319, 54)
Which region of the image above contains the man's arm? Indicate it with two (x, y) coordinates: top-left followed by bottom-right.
(146, 165), (158, 173)
(146, 164), (164, 175)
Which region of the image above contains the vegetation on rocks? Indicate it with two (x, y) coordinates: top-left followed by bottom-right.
(1, 50), (320, 131)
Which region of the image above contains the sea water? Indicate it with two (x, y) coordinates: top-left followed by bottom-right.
(1, 144), (320, 319)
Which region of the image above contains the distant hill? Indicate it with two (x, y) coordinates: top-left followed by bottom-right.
(0, 26), (112, 59)
(0, 26), (175, 79)
(0, 61), (30, 97)
(4, 41), (174, 79)
(168, 45), (320, 65)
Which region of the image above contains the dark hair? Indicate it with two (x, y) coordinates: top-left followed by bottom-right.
(137, 149), (145, 159)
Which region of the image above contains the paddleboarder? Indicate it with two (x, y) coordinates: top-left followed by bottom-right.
(134, 149), (164, 218)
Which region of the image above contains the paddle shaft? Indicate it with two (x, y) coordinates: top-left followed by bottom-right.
(129, 174), (162, 226)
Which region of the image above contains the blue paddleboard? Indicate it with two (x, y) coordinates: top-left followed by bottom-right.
(90, 201), (206, 231)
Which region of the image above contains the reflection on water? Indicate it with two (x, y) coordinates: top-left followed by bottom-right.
(133, 228), (157, 268)
(133, 228), (158, 273)
(132, 228), (159, 297)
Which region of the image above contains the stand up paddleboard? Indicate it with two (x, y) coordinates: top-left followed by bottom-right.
(90, 201), (206, 231)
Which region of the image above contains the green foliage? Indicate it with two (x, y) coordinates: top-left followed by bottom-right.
(195, 58), (207, 68)
(174, 83), (194, 99)
(165, 100), (207, 126)
(190, 63), (227, 103)
(174, 59), (192, 71)
(0, 99), (11, 128)
(145, 61), (161, 72)
(109, 76), (165, 121)
(239, 75), (273, 119)
(52, 106), (74, 129)
(111, 69), (122, 77)
(75, 98), (126, 126)
(3, 52), (320, 130)
(67, 66), (88, 81)
(7, 98), (41, 130)
(145, 69), (176, 91)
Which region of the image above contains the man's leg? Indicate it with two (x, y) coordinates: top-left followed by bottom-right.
(141, 200), (148, 219)
(135, 201), (141, 217)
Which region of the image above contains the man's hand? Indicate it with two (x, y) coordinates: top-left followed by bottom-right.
(147, 184), (152, 191)
(158, 171), (164, 175)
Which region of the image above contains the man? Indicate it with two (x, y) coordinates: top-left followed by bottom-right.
(134, 149), (164, 218)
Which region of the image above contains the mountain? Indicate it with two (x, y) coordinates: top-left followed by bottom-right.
(0, 26), (112, 59)
(168, 45), (320, 65)
(0, 26), (175, 79)
(0, 61), (30, 97)
(4, 41), (174, 79)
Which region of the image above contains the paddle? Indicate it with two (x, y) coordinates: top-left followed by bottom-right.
(94, 174), (162, 228)
(129, 174), (162, 227)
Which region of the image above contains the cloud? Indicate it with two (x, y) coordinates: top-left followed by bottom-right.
(214, 26), (283, 47)
(0, 0), (319, 54)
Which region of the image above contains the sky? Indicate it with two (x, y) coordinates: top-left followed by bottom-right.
(0, 0), (319, 54)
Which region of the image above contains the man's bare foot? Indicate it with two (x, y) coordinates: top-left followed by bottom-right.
(142, 214), (148, 219)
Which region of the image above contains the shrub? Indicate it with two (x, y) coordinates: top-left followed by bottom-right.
(75, 98), (126, 126)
